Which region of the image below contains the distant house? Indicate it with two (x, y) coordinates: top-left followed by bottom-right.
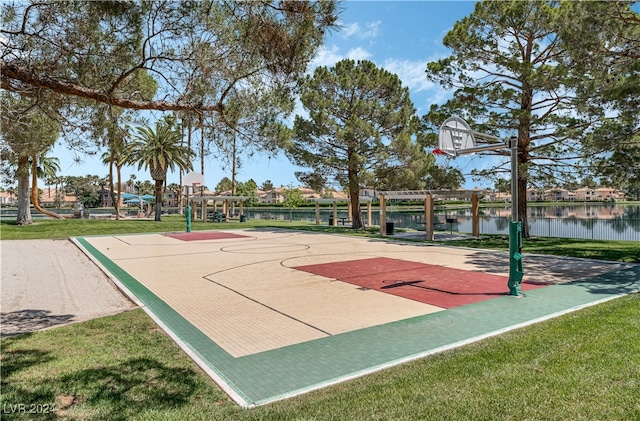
(574, 187), (597, 201)
(39, 187), (77, 207)
(544, 188), (575, 201)
(165, 189), (180, 207)
(359, 187), (378, 199)
(575, 187), (625, 201)
(527, 188), (544, 201)
(594, 187), (625, 201)
(257, 186), (341, 204)
(258, 187), (282, 204)
(324, 190), (348, 200)
(485, 191), (511, 202)
(0, 191), (16, 206)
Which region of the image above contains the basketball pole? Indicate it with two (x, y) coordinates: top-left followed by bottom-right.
(185, 185), (191, 233)
(438, 117), (524, 297)
(508, 136), (524, 296)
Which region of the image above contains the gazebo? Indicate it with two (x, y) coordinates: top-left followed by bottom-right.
(378, 190), (482, 239)
(311, 197), (375, 227)
(189, 195), (250, 222)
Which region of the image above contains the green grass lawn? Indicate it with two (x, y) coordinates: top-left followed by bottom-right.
(1, 217), (639, 419)
(448, 236), (640, 263)
(2, 297), (638, 420)
(0, 215), (375, 240)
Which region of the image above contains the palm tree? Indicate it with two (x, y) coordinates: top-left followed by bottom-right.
(166, 182), (181, 208)
(101, 150), (123, 218)
(123, 116), (194, 221)
(125, 174), (136, 194)
(31, 153), (65, 219)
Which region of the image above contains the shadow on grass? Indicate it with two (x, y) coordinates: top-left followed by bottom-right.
(1, 355), (201, 420)
(1, 344), (53, 380)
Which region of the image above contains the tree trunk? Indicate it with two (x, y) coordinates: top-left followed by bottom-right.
(30, 155), (65, 220)
(200, 113), (205, 175)
(518, 79), (533, 238)
(16, 155), (33, 225)
(347, 155), (364, 229)
(349, 188), (364, 229)
(115, 164), (122, 220)
(518, 170), (529, 238)
(154, 178), (164, 221)
(108, 158), (116, 218)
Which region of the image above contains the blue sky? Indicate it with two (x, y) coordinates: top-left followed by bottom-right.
(52, 1), (489, 190)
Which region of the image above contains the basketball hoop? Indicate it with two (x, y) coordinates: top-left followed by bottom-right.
(432, 148), (448, 156)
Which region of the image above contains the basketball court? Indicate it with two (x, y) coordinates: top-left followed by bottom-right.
(72, 228), (639, 407)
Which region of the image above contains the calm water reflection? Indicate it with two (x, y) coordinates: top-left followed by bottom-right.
(246, 203), (640, 241)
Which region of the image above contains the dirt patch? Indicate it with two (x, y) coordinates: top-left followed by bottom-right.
(1, 239), (135, 336)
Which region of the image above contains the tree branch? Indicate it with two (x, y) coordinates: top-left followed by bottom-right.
(1, 61), (223, 113)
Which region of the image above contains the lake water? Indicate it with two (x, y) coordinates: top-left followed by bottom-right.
(245, 203), (640, 241)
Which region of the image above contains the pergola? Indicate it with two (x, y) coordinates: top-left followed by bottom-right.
(189, 195), (250, 222)
(311, 197), (374, 226)
(378, 190), (482, 239)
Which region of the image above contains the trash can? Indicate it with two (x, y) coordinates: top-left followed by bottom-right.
(240, 215), (247, 223)
(386, 221), (395, 235)
(329, 216), (334, 226)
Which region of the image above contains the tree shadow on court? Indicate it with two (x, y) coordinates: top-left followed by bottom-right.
(568, 267), (640, 295)
(1, 309), (75, 338)
(462, 250), (640, 295)
(381, 279), (506, 296)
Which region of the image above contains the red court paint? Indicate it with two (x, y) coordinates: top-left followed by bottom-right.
(294, 257), (546, 308)
(164, 232), (249, 241)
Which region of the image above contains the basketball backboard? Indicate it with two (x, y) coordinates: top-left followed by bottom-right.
(183, 172), (205, 187)
(438, 116), (476, 156)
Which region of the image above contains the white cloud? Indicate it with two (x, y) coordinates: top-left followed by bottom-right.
(340, 20), (381, 40)
(310, 45), (372, 70)
(346, 47), (372, 61)
(342, 22), (360, 38)
(383, 58), (434, 93)
(361, 20), (381, 39)
(309, 45), (343, 69)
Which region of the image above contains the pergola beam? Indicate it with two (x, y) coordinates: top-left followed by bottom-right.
(379, 190), (481, 200)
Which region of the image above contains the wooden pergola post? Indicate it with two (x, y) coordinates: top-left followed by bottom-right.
(239, 199), (244, 218)
(332, 201), (338, 226)
(315, 201), (320, 225)
(472, 193), (480, 237)
(367, 200), (372, 227)
(379, 194), (387, 235)
(200, 186), (205, 221)
(425, 193), (434, 241)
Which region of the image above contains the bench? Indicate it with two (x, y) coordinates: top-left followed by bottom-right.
(208, 211), (227, 222)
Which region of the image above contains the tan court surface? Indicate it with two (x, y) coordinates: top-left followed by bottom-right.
(74, 228), (640, 407)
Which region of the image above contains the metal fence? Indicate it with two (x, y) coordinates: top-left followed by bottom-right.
(471, 217), (640, 242)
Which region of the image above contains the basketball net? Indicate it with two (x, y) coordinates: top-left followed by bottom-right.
(432, 148), (452, 169)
